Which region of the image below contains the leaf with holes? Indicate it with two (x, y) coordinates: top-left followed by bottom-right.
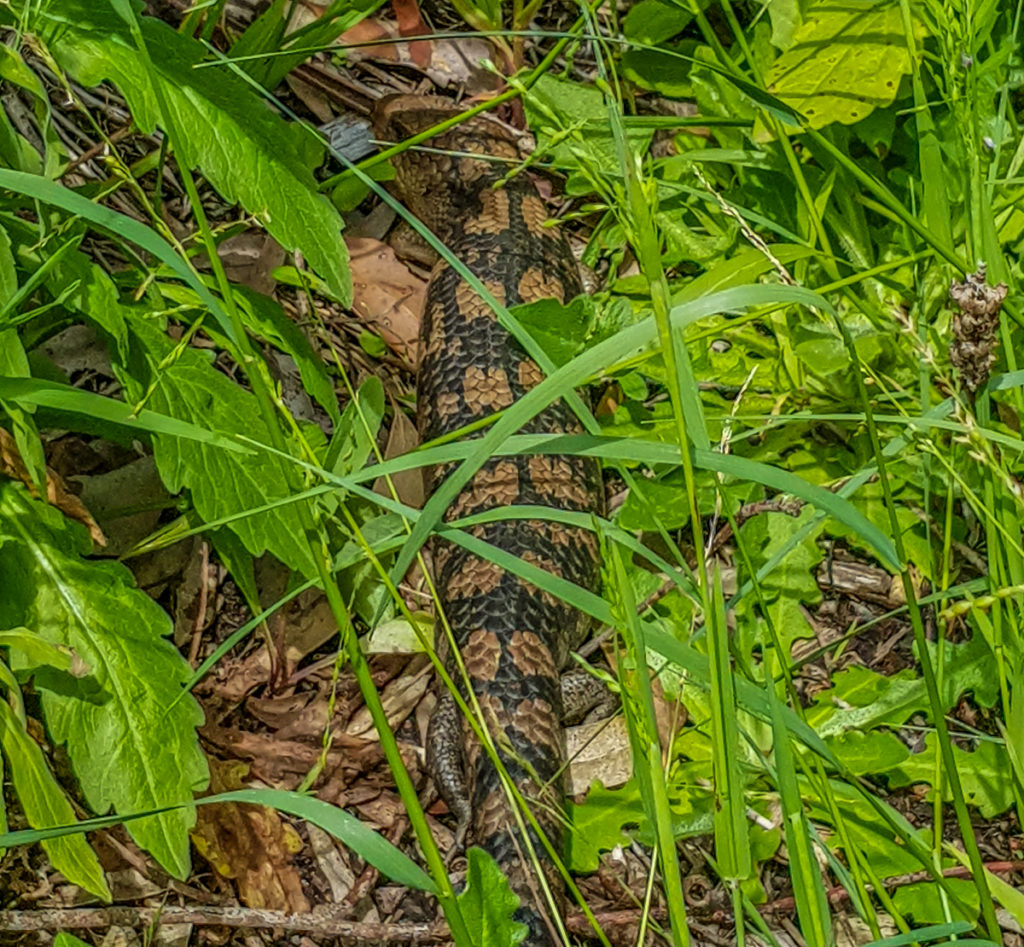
(763, 0), (926, 129)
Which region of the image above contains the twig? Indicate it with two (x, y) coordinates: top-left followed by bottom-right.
(760, 860), (1024, 915)
(0, 906), (447, 943)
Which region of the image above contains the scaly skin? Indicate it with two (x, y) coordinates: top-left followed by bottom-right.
(374, 96), (602, 944)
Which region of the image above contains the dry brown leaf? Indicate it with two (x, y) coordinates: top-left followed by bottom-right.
(201, 593), (340, 703)
(353, 790), (406, 832)
(281, 592), (340, 671)
(346, 655), (431, 739)
(191, 759), (311, 913)
(388, 0), (431, 67)
(0, 428), (106, 546)
(201, 723), (380, 793)
(566, 715), (632, 796)
(338, 15), (405, 63)
(373, 402), (424, 509)
(245, 690), (328, 739)
(305, 822), (356, 903)
(284, 72), (335, 124)
(216, 231), (287, 297)
(346, 236), (423, 366)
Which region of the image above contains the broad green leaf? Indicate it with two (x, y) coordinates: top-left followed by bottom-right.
(6, 234), (130, 356)
(0, 628), (76, 672)
(0, 701), (110, 898)
(326, 375), (385, 477)
(0, 376), (253, 455)
(0, 43), (59, 175)
(121, 319), (317, 577)
(157, 281), (340, 425)
(768, 0), (811, 49)
(230, 0), (387, 89)
(524, 74), (657, 187)
(806, 635), (998, 738)
(512, 296), (596, 368)
(624, 0), (694, 44)
(55, 936), (91, 947)
(0, 483), (208, 879)
(826, 729), (910, 776)
(889, 735), (1015, 819)
(40, 1), (350, 303)
(763, 0), (925, 128)
(0, 326), (46, 495)
(0, 169), (243, 346)
(0, 219), (16, 302)
(567, 780), (654, 872)
(457, 847), (529, 946)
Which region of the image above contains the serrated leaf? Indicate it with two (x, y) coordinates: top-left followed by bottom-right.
(0, 701), (110, 898)
(457, 847), (529, 946)
(41, 1), (350, 303)
(0, 628), (76, 672)
(807, 635), (997, 738)
(566, 779), (648, 872)
(156, 280), (340, 426)
(122, 318), (318, 577)
(513, 296), (596, 368)
(826, 729), (910, 775)
(764, 0), (925, 128)
(0, 483), (208, 878)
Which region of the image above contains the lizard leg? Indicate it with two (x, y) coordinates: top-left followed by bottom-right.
(426, 691), (472, 851)
(427, 667), (616, 849)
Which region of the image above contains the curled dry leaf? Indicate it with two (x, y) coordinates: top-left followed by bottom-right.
(0, 428), (106, 547)
(346, 655), (432, 739)
(295, 0), (496, 89)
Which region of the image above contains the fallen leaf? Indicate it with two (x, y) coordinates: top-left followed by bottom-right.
(215, 231), (286, 297)
(305, 822), (356, 903)
(347, 655), (432, 738)
(191, 759), (311, 913)
(74, 455), (167, 557)
(373, 403), (424, 509)
(566, 715), (632, 795)
(346, 236), (423, 366)
(390, 0), (431, 67)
